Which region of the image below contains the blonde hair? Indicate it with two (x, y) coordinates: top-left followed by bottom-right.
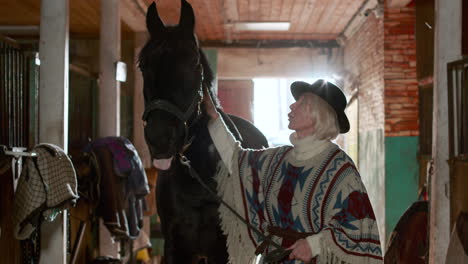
(302, 93), (340, 140)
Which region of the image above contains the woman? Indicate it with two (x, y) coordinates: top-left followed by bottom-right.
(204, 79), (383, 263)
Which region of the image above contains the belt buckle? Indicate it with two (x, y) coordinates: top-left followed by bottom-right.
(262, 248), (292, 263)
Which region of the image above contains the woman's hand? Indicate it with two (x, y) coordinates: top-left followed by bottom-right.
(203, 87), (220, 120)
(287, 239), (313, 262)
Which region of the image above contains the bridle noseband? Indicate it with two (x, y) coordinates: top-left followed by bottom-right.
(142, 63), (204, 147)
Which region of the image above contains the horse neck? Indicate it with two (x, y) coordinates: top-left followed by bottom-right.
(184, 113), (213, 155)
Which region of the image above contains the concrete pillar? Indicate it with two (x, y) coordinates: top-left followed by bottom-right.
(133, 32), (151, 168)
(38, 0), (69, 263)
(430, 0), (463, 263)
(99, 0), (121, 137)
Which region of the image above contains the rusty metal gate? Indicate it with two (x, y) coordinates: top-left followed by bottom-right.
(447, 57), (468, 228)
(0, 34), (39, 264)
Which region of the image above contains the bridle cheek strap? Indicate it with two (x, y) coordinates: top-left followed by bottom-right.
(142, 64), (204, 123)
(141, 64), (204, 149)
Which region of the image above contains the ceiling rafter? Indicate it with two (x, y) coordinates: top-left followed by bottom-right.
(0, 0), (367, 44)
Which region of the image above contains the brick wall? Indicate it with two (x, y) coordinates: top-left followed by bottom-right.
(384, 5), (419, 137)
(344, 15), (385, 132)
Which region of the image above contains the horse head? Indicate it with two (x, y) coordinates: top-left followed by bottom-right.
(139, 0), (214, 170)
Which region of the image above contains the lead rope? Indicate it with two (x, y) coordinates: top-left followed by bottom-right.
(179, 155), (292, 263)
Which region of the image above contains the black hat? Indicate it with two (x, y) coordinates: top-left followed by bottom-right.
(290, 79), (350, 133)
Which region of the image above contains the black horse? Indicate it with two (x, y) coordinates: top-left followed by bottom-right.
(139, 1), (268, 263)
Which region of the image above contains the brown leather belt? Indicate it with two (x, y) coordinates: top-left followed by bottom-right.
(255, 226), (316, 255)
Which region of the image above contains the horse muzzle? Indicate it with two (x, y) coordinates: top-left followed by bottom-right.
(153, 157), (173, 170)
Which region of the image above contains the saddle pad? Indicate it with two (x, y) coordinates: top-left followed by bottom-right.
(13, 143), (78, 239)
(85, 137), (133, 177)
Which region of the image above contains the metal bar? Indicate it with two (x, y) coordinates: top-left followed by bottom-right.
(20, 51), (25, 147)
(458, 65), (463, 155)
(11, 47), (15, 147)
(447, 58), (468, 157)
(462, 64), (468, 154)
(29, 54), (39, 148)
(0, 34), (20, 49)
(447, 63), (455, 160)
(70, 221), (86, 264)
(20, 52), (25, 147)
(0, 145), (37, 157)
(16, 48), (20, 146)
(18, 49), (23, 147)
(0, 41), (5, 144)
(7, 46), (12, 147)
(13, 46), (17, 146)
(452, 64), (460, 156)
(13, 48), (18, 147)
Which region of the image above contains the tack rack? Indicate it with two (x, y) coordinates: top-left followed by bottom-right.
(0, 145), (37, 193)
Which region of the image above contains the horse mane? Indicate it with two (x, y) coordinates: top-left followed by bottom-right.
(198, 48), (220, 108)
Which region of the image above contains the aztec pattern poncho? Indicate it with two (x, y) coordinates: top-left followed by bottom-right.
(213, 131), (383, 264)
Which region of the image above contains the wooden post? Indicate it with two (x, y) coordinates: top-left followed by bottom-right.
(99, 0), (121, 137)
(98, 0), (121, 258)
(38, 0), (69, 263)
(430, 0), (462, 263)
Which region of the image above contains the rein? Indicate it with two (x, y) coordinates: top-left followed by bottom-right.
(179, 154), (292, 263)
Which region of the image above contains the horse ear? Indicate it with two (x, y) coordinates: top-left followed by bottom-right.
(179, 0), (195, 35)
(146, 2), (165, 37)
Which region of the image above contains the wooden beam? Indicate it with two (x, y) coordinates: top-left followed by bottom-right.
(120, 0), (146, 32)
(341, 0), (379, 41)
(202, 39), (339, 48)
(387, 0), (412, 8)
(223, 0), (239, 22)
(220, 0), (239, 43)
(217, 47), (336, 79)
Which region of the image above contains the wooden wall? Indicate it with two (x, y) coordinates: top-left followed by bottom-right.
(217, 47), (336, 79)
(218, 79), (254, 122)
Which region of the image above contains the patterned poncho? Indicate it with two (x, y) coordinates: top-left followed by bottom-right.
(209, 118), (383, 264)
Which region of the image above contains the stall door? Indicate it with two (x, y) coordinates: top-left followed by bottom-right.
(0, 36), (39, 264)
(447, 57), (468, 228)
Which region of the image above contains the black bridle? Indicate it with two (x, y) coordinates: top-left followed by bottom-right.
(142, 63), (204, 147)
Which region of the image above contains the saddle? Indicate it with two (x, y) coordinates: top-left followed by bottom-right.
(445, 212), (468, 263)
(85, 137), (150, 240)
(385, 200), (428, 264)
